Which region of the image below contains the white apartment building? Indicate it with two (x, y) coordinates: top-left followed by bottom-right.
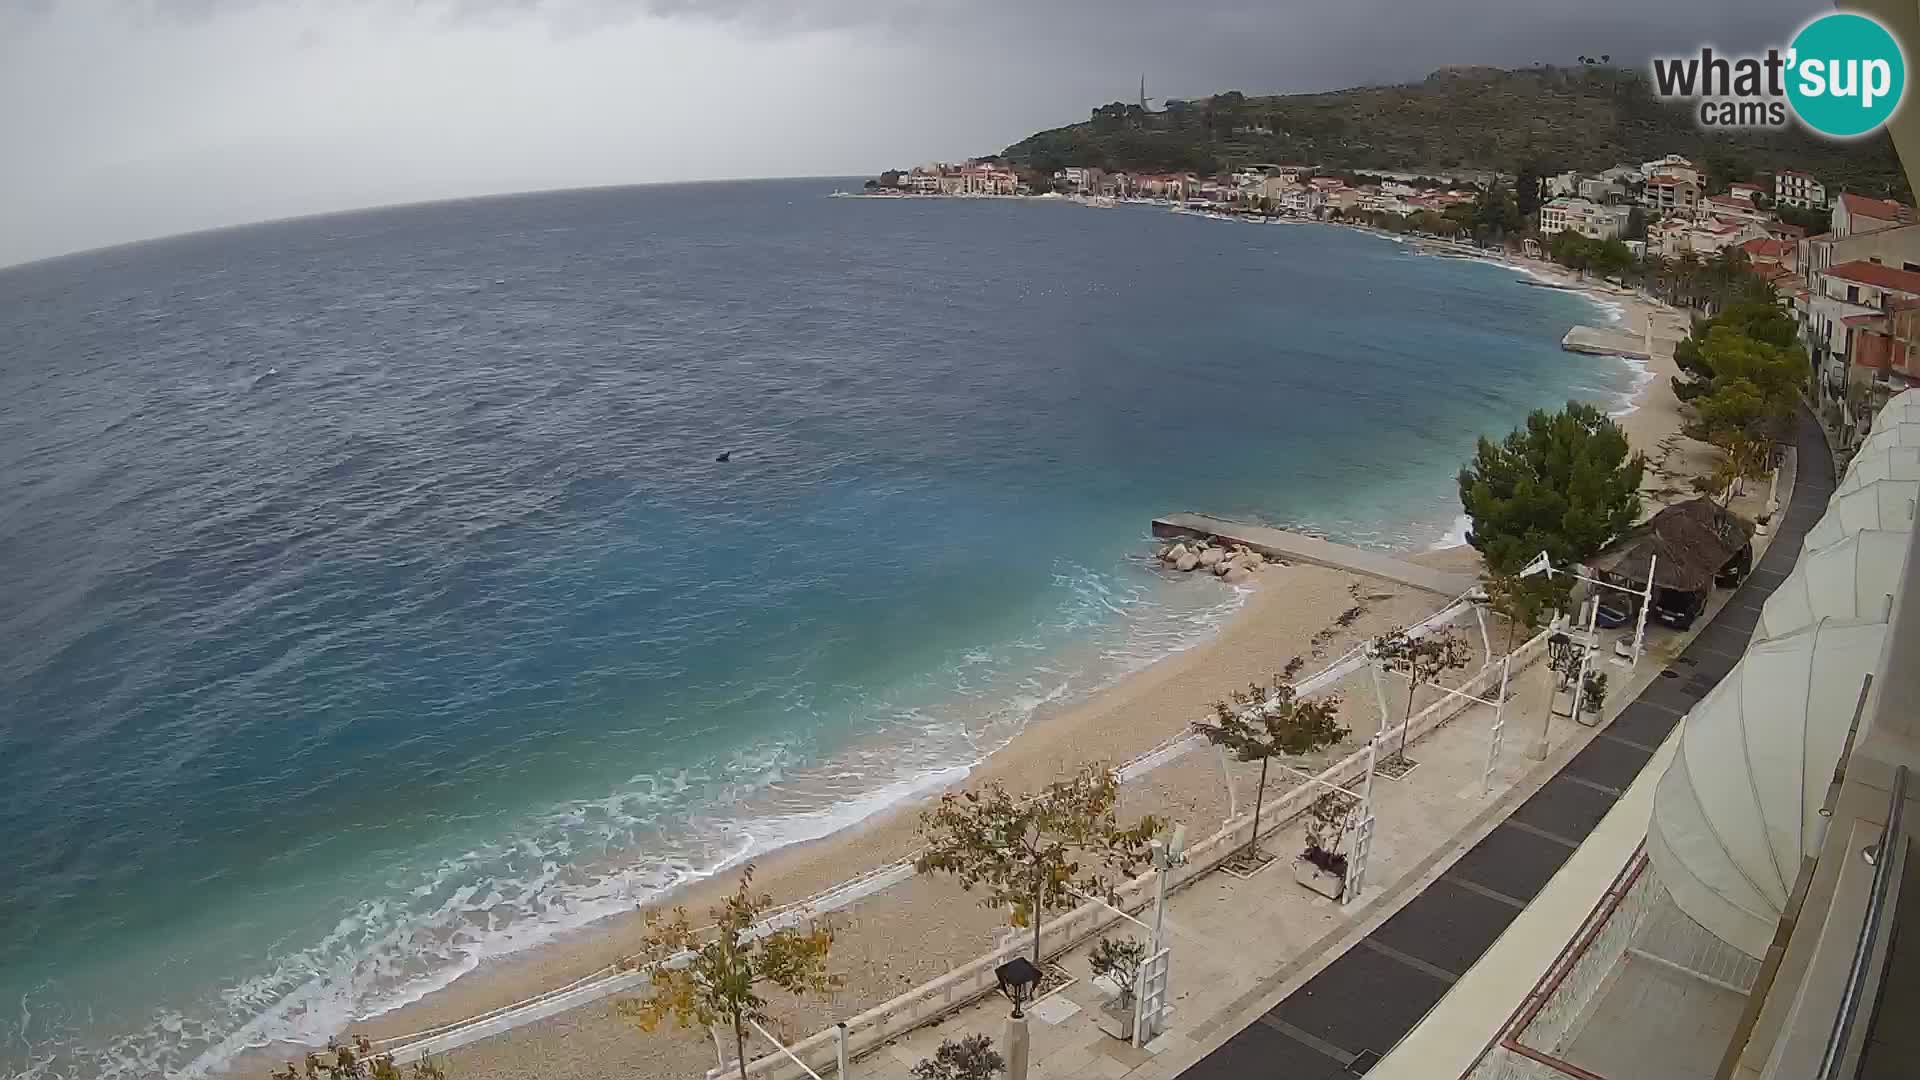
(1644, 172), (1702, 214)
(1775, 169), (1828, 209)
(1639, 154), (1701, 185)
(1540, 196), (1624, 240)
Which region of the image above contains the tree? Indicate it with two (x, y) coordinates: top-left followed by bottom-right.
(1458, 402), (1646, 585)
(272, 1037), (435, 1080)
(1625, 205), (1647, 241)
(369, 1057), (448, 1080)
(1481, 569), (1557, 654)
(916, 765), (1161, 966)
(1089, 937), (1150, 1005)
(1191, 681), (1347, 859)
(1515, 163), (1543, 219)
(1549, 228), (1587, 269)
(1670, 300), (1804, 493)
(1589, 238), (1634, 280)
(1372, 626), (1473, 764)
(617, 868), (840, 1080)
(913, 1035), (1006, 1080)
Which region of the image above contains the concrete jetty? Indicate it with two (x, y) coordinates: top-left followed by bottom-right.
(1562, 324), (1655, 360)
(1151, 512), (1477, 597)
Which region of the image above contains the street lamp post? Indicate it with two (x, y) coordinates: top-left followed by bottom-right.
(995, 957), (1043, 1080)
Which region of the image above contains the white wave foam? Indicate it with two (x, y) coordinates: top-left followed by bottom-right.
(1429, 513), (1472, 551)
(1608, 355), (1656, 419)
(84, 559), (1250, 1080)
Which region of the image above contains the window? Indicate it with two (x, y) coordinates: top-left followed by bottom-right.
(1849, 285), (1861, 303)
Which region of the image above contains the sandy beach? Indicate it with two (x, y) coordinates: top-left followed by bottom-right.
(234, 253), (1702, 1080)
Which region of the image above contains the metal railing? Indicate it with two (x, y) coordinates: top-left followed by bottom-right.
(1817, 764), (1910, 1079)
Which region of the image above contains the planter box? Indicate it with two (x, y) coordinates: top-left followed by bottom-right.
(1293, 857), (1345, 900)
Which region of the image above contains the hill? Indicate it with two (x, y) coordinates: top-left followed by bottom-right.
(999, 65), (1909, 198)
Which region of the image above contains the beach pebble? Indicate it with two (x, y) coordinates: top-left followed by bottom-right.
(1175, 553), (1200, 572)
(1199, 548), (1224, 568)
(1224, 566), (1253, 584)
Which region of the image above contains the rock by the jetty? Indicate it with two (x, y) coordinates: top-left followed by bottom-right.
(1175, 553), (1200, 572)
(1199, 548), (1224, 568)
(1212, 559), (1234, 577)
(1163, 543), (1190, 564)
(1223, 566), (1253, 584)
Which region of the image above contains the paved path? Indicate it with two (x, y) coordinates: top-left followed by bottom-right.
(1174, 406), (1835, 1078)
(1150, 513), (1476, 598)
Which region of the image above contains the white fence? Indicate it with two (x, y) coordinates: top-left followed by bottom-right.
(373, 592), (1534, 1072)
(725, 627), (1553, 1080)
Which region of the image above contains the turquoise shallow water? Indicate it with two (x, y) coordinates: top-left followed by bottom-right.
(0, 181), (1633, 1078)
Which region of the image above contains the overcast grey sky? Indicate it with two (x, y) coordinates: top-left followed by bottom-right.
(0, 0), (1822, 267)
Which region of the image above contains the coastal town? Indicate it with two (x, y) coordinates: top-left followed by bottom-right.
(867, 151), (1919, 450)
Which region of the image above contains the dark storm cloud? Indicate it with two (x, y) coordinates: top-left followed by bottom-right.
(0, 0), (1837, 266)
(122, 0), (1822, 95)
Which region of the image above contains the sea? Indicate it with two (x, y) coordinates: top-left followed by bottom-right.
(0, 179), (1640, 1079)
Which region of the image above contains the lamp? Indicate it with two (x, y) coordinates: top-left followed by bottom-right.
(995, 957), (1043, 1018)
(1547, 631), (1575, 677)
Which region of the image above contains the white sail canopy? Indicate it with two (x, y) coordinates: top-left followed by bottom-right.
(1840, 445), (1920, 494)
(1759, 530), (1907, 639)
(1872, 388), (1920, 426)
(1852, 420), (1920, 459)
(1648, 618), (1889, 958)
(1801, 479), (1918, 552)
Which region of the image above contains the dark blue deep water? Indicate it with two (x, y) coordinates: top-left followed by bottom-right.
(0, 180), (1635, 1078)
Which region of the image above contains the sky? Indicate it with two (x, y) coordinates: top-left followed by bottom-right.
(0, 0), (1824, 267)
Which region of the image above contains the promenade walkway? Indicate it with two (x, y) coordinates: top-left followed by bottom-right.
(1171, 405), (1832, 1079)
(862, 410), (1830, 1080)
(1151, 513), (1476, 598)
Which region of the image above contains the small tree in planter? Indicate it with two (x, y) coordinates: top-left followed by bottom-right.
(912, 1034), (1006, 1080)
(1481, 570), (1556, 657)
(1372, 626), (1473, 772)
(1582, 670), (1609, 716)
(1089, 936), (1150, 1006)
(916, 765), (1161, 969)
(1191, 680), (1346, 871)
(1295, 789), (1358, 899)
(616, 867), (841, 1080)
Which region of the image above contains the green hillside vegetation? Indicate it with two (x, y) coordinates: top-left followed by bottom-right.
(1001, 65), (1908, 198)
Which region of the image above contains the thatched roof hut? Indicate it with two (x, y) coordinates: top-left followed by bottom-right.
(1590, 498), (1756, 593)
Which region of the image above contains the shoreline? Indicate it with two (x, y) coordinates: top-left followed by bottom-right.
(229, 226), (1695, 1080)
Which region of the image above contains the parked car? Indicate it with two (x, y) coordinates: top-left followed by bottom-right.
(1653, 600), (1699, 630)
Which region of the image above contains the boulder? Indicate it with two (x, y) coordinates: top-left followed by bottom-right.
(1199, 548), (1224, 568)
(1163, 543), (1190, 564)
(1244, 551), (1266, 568)
(1223, 566), (1254, 584)
(1175, 553), (1200, 572)
(1213, 558), (1234, 577)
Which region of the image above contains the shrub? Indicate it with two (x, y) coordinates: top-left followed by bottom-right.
(912, 1034), (1006, 1080)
